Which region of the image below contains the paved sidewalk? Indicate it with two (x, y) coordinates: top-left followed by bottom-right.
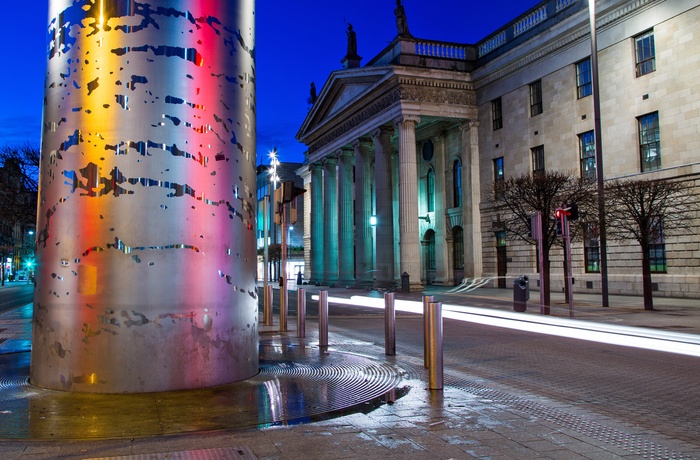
(0, 284), (699, 459)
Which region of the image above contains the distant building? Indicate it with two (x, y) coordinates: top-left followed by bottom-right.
(0, 158), (37, 280)
(296, 0), (700, 297)
(256, 162), (305, 282)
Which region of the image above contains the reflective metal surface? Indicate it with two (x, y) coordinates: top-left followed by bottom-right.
(34, 1), (257, 392)
(0, 340), (406, 440)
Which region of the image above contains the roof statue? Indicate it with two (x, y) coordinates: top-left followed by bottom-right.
(395, 0), (411, 37)
(346, 23), (360, 58)
(309, 82), (318, 104)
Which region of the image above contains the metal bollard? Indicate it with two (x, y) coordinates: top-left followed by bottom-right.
(384, 292), (395, 355)
(318, 290), (328, 347)
(297, 288), (306, 338)
(265, 285), (273, 326)
(423, 295), (434, 368)
(428, 301), (443, 390)
(280, 282), (288, 332)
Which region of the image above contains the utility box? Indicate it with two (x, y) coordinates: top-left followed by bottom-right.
(513, 276), (528, 312)
(401, 272), (410, 292)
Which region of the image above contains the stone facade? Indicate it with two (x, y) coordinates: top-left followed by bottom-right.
(297, 0), (700, 298)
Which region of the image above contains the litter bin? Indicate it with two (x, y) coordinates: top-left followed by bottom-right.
(401, 272), (410, 292)
(513, 276), (528, 312)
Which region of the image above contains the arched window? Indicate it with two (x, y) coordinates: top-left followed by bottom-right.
(425, 230), (436, 270)
(452, 227), (464, 270)
(453, 160), (462, 207)
(427, 168), (435, 212)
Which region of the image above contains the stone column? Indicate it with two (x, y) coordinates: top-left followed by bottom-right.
(308, 163), (324, 284)
(323, 156), (339, 284)
(353, 138), (373, 286)
(32, 0), (257, 393)
(337, 147), (355, 285)
(461, 120), (483, 278)
(433, 134), (449, 285)
(372, 126), (395, 287)
(396, 115), (422, 290)
(392, 151), (400, 284)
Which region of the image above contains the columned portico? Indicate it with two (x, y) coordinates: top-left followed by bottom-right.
(337, 147), (355, 285)
(372, 126), (395, 287)
(323, 156), (339, 284)
(353, 138), (373, 286)
(461, 120), (483, 278)
(396, 115), (422, 290)
(309, 162), (324, 284)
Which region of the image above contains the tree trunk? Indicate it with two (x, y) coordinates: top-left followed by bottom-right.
(562, 257), (569, 303)
(640, 242), (654, 310)
(542, 255), (551, 314)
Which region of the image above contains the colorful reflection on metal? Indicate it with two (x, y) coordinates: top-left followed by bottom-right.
(31, 0), (257, 393)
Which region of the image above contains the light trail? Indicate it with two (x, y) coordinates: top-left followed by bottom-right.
(311, 294), (700, 358)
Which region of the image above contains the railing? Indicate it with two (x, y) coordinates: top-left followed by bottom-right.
(556, 0), (577, 12)
(478, 31), (507, 57)
(513, 5), (548, 37)
(477, 0), (582, 58)
(414, 41), (467, 60)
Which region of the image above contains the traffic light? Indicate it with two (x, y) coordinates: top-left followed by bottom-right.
(555, 208), (565, 236)
(567, 203), (579, 221)
(282, 181), (306, 203)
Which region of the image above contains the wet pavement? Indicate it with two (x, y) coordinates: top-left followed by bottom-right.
(0, 282), (699, 459)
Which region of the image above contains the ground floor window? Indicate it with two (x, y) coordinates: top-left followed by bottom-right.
(425, 230), (436, 270)
(649, 243), (666, 273)
(453, 227), (464, 270)
(584, 223), (600, 273)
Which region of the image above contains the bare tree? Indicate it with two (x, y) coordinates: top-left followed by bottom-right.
(605, 177), (698, 310)
(0, 144), (40, 284)
(490, 171), (596, 307)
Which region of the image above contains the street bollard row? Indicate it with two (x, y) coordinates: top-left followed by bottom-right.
(264, 288), (443, 390)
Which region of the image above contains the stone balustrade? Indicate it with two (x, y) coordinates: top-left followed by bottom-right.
(414, 40), (467, 60)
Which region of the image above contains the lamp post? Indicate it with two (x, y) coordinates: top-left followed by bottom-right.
(588, 0), (610, 307)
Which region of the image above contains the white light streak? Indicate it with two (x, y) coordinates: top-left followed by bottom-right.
(311, 294), (700, 358)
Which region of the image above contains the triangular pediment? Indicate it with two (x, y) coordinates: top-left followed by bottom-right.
(297, 67), (393, 143)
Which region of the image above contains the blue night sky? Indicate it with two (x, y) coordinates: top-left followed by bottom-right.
(3, 0), (540, 165)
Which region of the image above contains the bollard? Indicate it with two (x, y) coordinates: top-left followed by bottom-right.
(318, 290), (328, 347)
(428, 301), (443, 390)
(265, 285), (273, 326)
(384, 292), (396, 355)
(280, 280), (288, 332)
(423, 295), (434, 368)
(297, 288), (306, 338)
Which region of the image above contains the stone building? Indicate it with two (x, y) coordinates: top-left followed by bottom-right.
(296, 0), (700, 298)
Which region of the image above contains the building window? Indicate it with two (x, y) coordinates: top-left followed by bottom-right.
(425, 230), (436, 270)
(493, 157), (504, 196)
(492, 97), (503, 130)
(584, 223), (600, 273)
(531, 145), (545, 175)
(426, 168), (435, 212)
(453, 160), (462, 207)
(650, 219), (666, 273)
(579, 131), (596, 181)
(453, 227), (464, 270)
(635, 30), (656, 77)
(576, 58), (592, 99)
(529, 80), (543, 116)
(639, 112), (661, 172)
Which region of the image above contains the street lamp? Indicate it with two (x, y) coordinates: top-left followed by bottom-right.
(588, 0), (610, 307)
